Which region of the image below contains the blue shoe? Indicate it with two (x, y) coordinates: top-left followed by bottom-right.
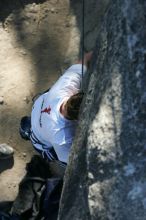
(19, 116), (31, 141)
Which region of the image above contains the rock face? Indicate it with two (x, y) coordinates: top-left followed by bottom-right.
(58, 0), (146, 219)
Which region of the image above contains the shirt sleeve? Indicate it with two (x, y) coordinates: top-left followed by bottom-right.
(49, 64), (87, 97)
(64, 64), (87, 77)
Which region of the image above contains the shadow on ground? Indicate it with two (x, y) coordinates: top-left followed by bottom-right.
(0, 157), (14, 174)
(0, 0), (46, 23)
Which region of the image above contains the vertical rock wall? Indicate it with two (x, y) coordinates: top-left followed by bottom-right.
(58, 0), (146, 219)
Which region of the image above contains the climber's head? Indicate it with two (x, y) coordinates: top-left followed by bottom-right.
(65, 92), (84, 120)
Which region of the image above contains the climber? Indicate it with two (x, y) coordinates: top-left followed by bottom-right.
(20, 51), (92, 165)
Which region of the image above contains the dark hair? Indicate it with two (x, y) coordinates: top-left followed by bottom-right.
(66, 92), (84, 120)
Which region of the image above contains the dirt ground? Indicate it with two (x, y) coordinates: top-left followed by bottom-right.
(0, 0), (79, 201)
(0, 0), (100, 202)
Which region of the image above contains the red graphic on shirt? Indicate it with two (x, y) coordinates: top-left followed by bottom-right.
(41, 106), (51, 114)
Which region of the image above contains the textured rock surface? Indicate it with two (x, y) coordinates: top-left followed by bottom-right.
(58, 0), (146, 219)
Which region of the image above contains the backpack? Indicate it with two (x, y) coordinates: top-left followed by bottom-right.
(0, 156), (64, 220)
(0, 212), (19, 220)
(11, 177), (63, 220)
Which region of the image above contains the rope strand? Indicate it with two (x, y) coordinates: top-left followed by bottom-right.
(81, 0), (85, 92)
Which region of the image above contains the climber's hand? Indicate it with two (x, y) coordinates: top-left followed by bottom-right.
(84, 51), (93, 67)
(77, 51), (93, 68)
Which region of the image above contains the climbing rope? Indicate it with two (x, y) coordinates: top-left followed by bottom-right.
(81, 0), (85, 93)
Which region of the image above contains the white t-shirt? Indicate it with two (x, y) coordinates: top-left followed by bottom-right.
(31, 64), (87, 163)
